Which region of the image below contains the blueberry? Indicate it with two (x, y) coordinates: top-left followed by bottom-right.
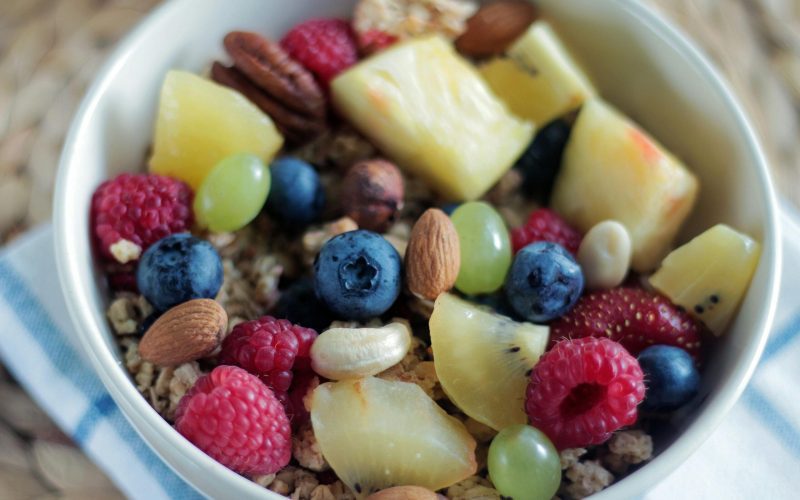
(637, 345), (700, 411)
(504, 242), (583, 322)
(136, 234), (223, 311)
(266, 157), (325, 227)
(314, 230), (402, 320)
(514, 119), (571, 202)
(274, 278), (334, 331)
(440, 202), (460, 216)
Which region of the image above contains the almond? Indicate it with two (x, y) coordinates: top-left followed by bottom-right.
(367, 486), (440, 500)
(405, 208), (460, 300)
(455, 0), (538, 58)
(139, 299), (227, 366)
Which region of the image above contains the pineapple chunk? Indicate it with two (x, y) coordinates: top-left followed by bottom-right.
(650, 224), (760, 335)
(479, 21), (596, 126)
(311, 377), (477, 495)
(149, 70), (283, 189)
(331, 36), (534, 201)
(551, 99), (699, 271)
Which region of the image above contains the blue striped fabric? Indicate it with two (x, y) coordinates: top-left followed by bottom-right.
(0, 219), (798, 499)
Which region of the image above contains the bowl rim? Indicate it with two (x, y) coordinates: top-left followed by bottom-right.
(53, 0), (783, 498)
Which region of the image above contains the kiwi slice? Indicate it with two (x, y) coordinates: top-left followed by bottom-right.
(430, 293), (549, 431)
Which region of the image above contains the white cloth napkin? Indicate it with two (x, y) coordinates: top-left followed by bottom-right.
(1, 212), (798, 500)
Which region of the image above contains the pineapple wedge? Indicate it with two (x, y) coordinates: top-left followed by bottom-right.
(331, 36), (534, 201)
(551, 99), (699, 271)
(311, 377), (477, 496)
(650, 224), (760, 335)
(479, 21), (596, 126)
(149, 70), (283, 189)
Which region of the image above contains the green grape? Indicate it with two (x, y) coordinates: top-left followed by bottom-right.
(451, 201), (511, 294)
(194, 153), (271, 232)
(488, 424), (560, 500)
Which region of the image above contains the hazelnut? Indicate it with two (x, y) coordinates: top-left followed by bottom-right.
(340, 159), (405, 232)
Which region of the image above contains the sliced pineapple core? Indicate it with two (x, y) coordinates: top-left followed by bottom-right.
(331, 36), (534, 201)
(310, 377), (477, 496)
(551, 99), (699, 271)
(479, 21), (597, 126)
(149, 70), (283, 189)
(430, 293), (549, 431)
(650, 224), (760, 335)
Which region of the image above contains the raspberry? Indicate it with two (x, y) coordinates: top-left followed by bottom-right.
(357, 29), (398, 55)
(218, 316), (318, 392)
(550, 287), (704, 360)
(91, 173), (193, 264)
(287, 371), (320, 429)
(280, 19), (359, 87)
(175, 365), (291, 475)
(525, 337), (645, 449)
(511, 208), (581, 255)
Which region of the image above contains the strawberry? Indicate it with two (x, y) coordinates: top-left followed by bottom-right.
(280, 19), (359, 88)
(511, 208), (582, 255)
(549, 287), (704, 360)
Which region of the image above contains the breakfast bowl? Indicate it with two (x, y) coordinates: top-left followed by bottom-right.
(54, 0), (782, 498)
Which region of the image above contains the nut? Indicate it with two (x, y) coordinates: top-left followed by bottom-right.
(455, 1), (538, 58)
(367, 486), (440, 500)
(212, 31), (327, 144)
(310, 321), (412, 380)
(340, 159), (405, 232)
(139, 299), (227, 366)
(577, 220), (632, 290)
(405, 208), (460, 300)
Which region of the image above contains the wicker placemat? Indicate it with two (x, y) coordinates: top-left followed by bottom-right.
(0, 0), (797, 497)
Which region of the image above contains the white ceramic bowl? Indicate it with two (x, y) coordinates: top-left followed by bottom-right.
(54, 0), (782, 498)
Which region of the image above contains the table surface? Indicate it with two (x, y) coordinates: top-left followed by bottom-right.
(0, 0), (798, 497)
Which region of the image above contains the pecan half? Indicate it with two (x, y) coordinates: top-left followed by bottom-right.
(213, 31), (327, 144)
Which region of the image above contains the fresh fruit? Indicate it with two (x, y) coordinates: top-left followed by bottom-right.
(451, 202), (512, 294)
(504, 242), (584, 322)
(218, 316), (318, 393)
(405, 208), (461, 300)
(310, 321), (412, 380)
(274, 278), (334, 331)
(487, 424), (560, 500)
(175, 365), (291, 475)
(549, 287), (704, 359)
(455, 0), (538, 57)
(479, 21), (596, 126)
(265, 157), (325, 227)
(280, 18), (359, 87)
(649, 224), (761, 335)
(136, 234), (223, 311)
(340, 159), (405, 232)
(286, 370), (319, 429)
(331, 36), (534, 201)
(356, 29), (398, 55)
(149, 70), (283, 189)
(637, 345), (700, 411)
(430, 293), (549, 430)
(193, 154), (270, 232)
(577, 220), (632, 290)
(514, 119), (571, 202)
(314, 230), (402, 319)
(310, 377), (477, 494)
(139, 299), (226, 366)
(367, 486), (438, 500)
(525, 337), (645, 449)
(510, 208), (581, 255)
(550, 99), (699, 271)
(91, 173), (193, 264)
